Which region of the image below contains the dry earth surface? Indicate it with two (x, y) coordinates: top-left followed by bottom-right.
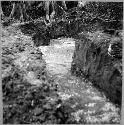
(39, 37), (121, 123)
(2, 25), (121, 124)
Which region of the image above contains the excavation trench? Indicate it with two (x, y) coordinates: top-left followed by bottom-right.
(39, 38), (120, 123)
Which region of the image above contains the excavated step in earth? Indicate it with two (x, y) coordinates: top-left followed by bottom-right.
(39, 38), (120, 123)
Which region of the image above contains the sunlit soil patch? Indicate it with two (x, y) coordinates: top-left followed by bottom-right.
(2, 25), (121, 123)
(2, 26), (78, 124)
(39, 37), (121, 123)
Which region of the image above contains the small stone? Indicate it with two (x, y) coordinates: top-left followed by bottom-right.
(33, 107), (43, 116)
(43, 104), (51, 109)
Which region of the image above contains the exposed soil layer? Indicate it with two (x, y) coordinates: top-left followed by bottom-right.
(39, 37), (120, 123)
(71, 31), (122, 106)
(2, 25), (121, 124)
(1, 2), (122, 123)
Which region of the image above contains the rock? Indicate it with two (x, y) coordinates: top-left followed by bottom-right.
(33, 107), (43, 116)
(43, 103), (52, 110)
(108, 37), (122, 59)
(71, 31), (122, 105)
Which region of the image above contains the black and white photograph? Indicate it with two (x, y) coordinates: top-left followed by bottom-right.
(1, 1), (123, 124)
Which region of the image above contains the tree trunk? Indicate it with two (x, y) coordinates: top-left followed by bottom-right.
(20, 2), (24, 22)
(9, 2), (30, 22)
(9, 2), (16, 18)
(20, 2), (29, 22)
(50, 1), (55, 21)
(45, 1), (50, 22)
(0, 2), (4, 18)
(61, 1), (67, 10)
